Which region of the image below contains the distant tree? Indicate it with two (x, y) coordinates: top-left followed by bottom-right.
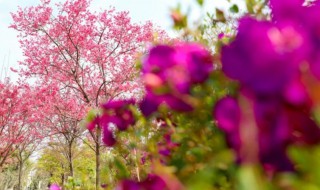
(35, 143), (96, 189)
(0, 80), (22, 168)
(10, 0), (161, 187)
(34, 84), (86, 180)
(35, 146), (67, 187)
(0, 80), (44, 189)
(1, 81), (38, 168)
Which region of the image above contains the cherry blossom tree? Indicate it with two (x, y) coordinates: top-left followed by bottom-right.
(34, 84), (86, 181)
(0, 80), (33, 169)
(11, 0), (161, 187)
(0, 79), (45, 190)
(0, 80), (20, 168)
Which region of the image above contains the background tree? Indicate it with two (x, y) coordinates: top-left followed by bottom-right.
(34, 85), (86, 180)
(10, 0), (161, 188)
(36, 146), (68, 188)
(0, 80), (23, 168)
(0, 80), (44, 189)
(34, 143), (96, 189)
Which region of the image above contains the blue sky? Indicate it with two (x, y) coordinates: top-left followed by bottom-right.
(0, 0), (245, 80)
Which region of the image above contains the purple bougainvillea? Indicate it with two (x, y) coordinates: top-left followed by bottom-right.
(116, 174), (167, 190)
(87, 99), (135, 146)
(140, 43), (213, 116)
(215, 0), (320, 172)
(213, 95), (320, 172)
(221, 17), (309, 96)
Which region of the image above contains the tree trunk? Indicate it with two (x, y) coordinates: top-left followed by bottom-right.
(68, 141), (74, 177)
(60, 165), (65, 188)
(0, 150), (10, 168)
(69, 159), (74, 177)
(95, 129), (101, 190)
(18, 161), (23, 190)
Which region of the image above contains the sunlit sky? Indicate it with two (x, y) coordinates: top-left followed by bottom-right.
(0, 0), (245, 80)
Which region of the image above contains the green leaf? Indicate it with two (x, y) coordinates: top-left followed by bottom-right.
(114, 158), (130, 178)
(229, 4), (239, 13)
(238, 166), (265, 190)
(197, 0), (204, 6)
(85, 108), (99, 122)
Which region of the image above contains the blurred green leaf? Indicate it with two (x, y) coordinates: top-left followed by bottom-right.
(288, 146), (320, 187)
(114, 158), (130, 179)
(229, 4), (239, 13)
(196, 0), (204, 6)
(238, 166), (265, 190)
(85, 108), (100, 124)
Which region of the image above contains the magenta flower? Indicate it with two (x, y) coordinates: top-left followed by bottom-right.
(158, 133), (179, 157)
(304, 6), (320, 79)
(102, 126), (116, 147)
(217, 4), (320, 171)
(140, 43), (213, 116)
(87, 99), (136, 147)
(222, 17), (310, 96)
(87, 116), (100, 131)
(116, 180), (140, 190)
(270, 0), (305, 22)
(101, 184), (108, 189)
(214, 96), (240, 134)
(139, 174), (167, 190)
(140, 152), (149, 164)
(116, 174), (167, 190)
(269, 0), (320, 81)
(213, 97), (242, 163)
(214, 95), (320, 172)
(50, 184), (61, 190)
(216, 0), (320, 174)
(214, 96), (293, 171)
(102, 99), (136, 131)
(140, 93), (193, 116)
(218, 33), (225, 39)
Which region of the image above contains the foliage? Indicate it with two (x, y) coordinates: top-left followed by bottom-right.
(35, 144), (96, 189)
